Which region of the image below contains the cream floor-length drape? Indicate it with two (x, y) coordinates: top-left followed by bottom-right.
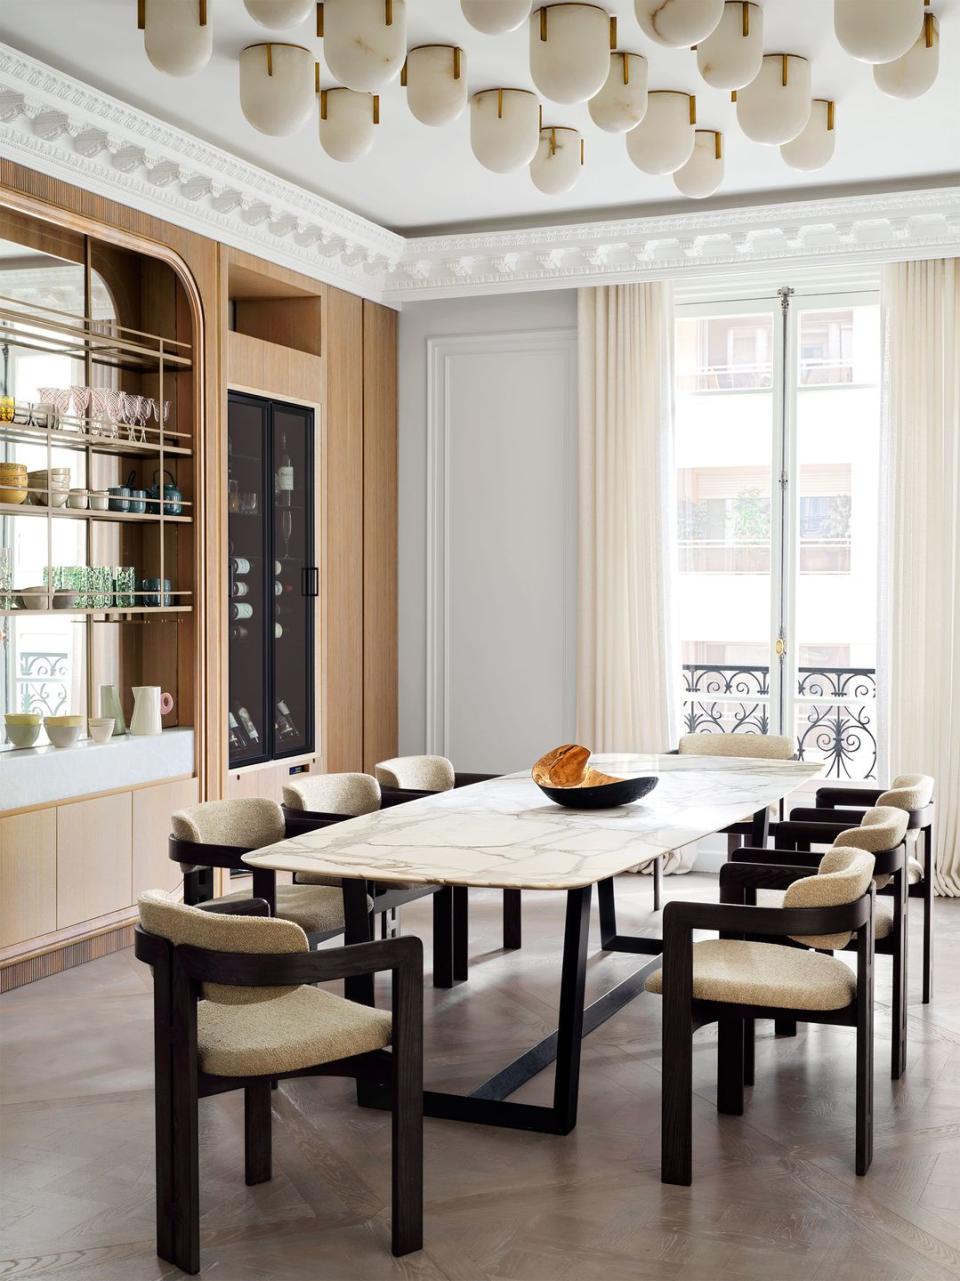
(882, 258), (960, 895)
(577, 284), (684, 868)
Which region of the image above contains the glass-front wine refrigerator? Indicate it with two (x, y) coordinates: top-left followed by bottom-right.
(226, 391), (316, 768)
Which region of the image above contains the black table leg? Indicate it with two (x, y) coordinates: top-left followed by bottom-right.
(453, 886), (469, 982)
(432, 886), (454, 989)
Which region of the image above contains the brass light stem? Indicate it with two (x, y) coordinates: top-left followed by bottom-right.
(610, 15), (617, 48)
(689, 94), (696, 124)
(580, 137), (585, 165)
(385, 0), (393, 26)
(315, 61), (320, 93)
(715, 131), (722, 160)
(453, 46), (462, 79)
(266, 43), (273, 76)
(316, 2), (323, 37)
(137, 0), (145, 30)
(540, 8), (548, 40)
(731, 89), (738, 102)
(320, 88), (327, 119)
(539, 102), (543, 128)
(781, 53), (788, 86)
(498, 88), (504, 119)
(198, 0), (207, 25)
(373, 95), (380, 124)
(827, 99), (835, 130)
(743, 1), (749, 37)
(924, 12), (934, 46)
(550, 127), (557, 156)
(400, 59), (407, 86)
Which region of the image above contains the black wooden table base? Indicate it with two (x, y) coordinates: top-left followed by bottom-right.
(342, 880), (662, 1135)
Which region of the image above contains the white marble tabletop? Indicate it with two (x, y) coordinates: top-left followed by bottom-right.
(244, 753), (823, 891)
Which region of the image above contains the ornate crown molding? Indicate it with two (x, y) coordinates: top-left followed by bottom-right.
(0, 43), (958, 306)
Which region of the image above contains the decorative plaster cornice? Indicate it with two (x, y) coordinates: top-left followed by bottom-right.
(0, 44), (959, 307)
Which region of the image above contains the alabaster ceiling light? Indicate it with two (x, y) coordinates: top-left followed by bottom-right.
(239, 43), (315, 135)
(588, 52), (648, 132)
(403, 46), (468, 126)
(736, 54), (811, 145)
(530, 126), (584, 193)
(780, 98), (836, 170)
(318, 87), (379, 161)
(529, 5), (614, 105)
(470, 88), (541, 172)
(139, 0), (211, 77)
(319, 0), (406, 92)
(834, 0), (923, 63)
(673, 129), (724, 197)
(697, 1), (763, 89)
(625, 90), (696, 174)
(635, 0), (723, 47)
(461, 0), (532, 33)
(874, 14), (939, 98)
(243, 0), (315, 28)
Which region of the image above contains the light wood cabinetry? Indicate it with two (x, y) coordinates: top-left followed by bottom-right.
(0, 810), (57, 948)
(56, 793), (134, 928)
(132, 776), (200, 897)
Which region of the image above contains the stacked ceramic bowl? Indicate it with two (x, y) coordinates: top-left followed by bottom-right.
(27, 467), (70, 507)
(0, 461), (28, 504)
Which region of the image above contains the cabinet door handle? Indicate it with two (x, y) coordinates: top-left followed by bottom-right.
(301, 566), (319, 597)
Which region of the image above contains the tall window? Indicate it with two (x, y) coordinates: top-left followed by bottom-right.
(674, 289), (881, 779)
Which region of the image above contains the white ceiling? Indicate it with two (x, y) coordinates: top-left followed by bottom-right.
(1, 0), (958, 233)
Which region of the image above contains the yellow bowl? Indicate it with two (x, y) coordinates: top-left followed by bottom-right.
(43, 715), (85, 727)
(5, 712), (41, 725)
(0, 485), (28, 504)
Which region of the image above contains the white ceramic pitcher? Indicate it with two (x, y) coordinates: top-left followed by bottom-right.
(130, 686), (174, 736)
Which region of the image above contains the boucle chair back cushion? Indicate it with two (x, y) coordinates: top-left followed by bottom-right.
(677, 733), (794, 761)
(171, 798), (285, 851)
(282, 772), (381, 816)
(834, 805), (909, 890)
(138, 889), (306, 1005)
(878, 772), (934, 813)
(782, 847), (876, 950)
(374, 754), (456, 791)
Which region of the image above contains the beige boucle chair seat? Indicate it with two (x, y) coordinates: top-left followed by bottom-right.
(198, 984), (392, 1077)
(757, 888), (895, 940)
(374, 754), (456, 792)
(677, 733), (794, 760)
(645, 940), (857, 1011)
(211, 884), (350, 935)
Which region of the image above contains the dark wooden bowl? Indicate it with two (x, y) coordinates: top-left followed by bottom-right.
(535, 775), (658, 810)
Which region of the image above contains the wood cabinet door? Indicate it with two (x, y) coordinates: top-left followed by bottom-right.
(0, 809), (57, 948)
(56, 794), (133, 928)
(132, 776), (200, 899)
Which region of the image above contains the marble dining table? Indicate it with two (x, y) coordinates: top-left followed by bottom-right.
(245, 753), (823, 1135)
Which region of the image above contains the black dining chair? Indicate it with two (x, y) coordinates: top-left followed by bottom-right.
(134, 890), (423, 1276)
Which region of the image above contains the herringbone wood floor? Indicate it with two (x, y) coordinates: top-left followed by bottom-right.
(2, 874), (959, 1281)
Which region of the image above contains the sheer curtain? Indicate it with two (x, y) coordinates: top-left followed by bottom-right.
(881, 258), (960, 895)
(577, 282), (679, 754)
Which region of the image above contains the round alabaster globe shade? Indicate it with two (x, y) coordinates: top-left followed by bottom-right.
(322, 0), (406, 91)
(143, 0), (211, 76)
(625, 91), (695, 175)
(530, 127), (583, 193)
(470, 89), (541, 173)
(673, 131), (723, 197)
(780, 100), (836, 170)
(736, 55), (811, 145)
(834, 0), (922, 63)
(588, 53), (648, 132)
(529, 5), (611, 105)
(635, 0), (723, 47)
(461, 0), (532, 33)
(697, 1), (763, 89)
(319, 88), (378, 161)
(874, 20), (938, 99)
(243, 0), (315, 28)
(239, 44), (315, 136)
(405, 46), (468, 126)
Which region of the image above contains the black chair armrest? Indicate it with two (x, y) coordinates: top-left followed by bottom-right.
(789, 806), (867, 825)
(769, 819), (845, 847)
(815, 786), (882, 809)
(168, 834), (253, 871)
(720, 860), (822, 893)
(198, 897), (271, 918)
(282, 805), (350, 837)
(453, 772), (499, 787)
(379, 786), (433, 808)
(177, 932), (423, 988)
(663, 894), (870, 940)
(730, 845), (825, 868)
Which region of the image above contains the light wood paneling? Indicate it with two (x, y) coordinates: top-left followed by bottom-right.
(0, 810), (57, 948)
(234, 297), (322, 358)
(362, 300), (398, 772)
(226, 330), (323, 405)
(131, 776), (201, 898)
(56, 794), (133, 928)
(323, 286), (364, 772)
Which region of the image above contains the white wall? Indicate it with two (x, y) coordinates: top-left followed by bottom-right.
(398, 291), (578, 771)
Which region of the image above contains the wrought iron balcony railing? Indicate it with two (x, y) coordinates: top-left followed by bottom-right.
(681, 662), (877, 780)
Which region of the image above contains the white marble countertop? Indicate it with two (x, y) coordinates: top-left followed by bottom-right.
(0, 727), (195, 810)
(245, 753), (824, 891)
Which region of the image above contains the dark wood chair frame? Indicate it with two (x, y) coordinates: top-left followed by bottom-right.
(172, 828), (454, 984)
(378, 772), (521, 975)
(733, 824), (908, 1079)
(660, 860), (875, 1186)
(802, 787), (935, 1004)
(134, 897), (423, 1276)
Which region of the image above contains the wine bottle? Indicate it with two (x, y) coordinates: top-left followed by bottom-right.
(237, 706), (260, 743)
(232, 580), (250, 598)
(231, 602), (253, 620)
(227, 710), (247, 753)
(275, 697), (299, 744)
(277, 431), (293, 508)
(231, 556), (251, 575)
